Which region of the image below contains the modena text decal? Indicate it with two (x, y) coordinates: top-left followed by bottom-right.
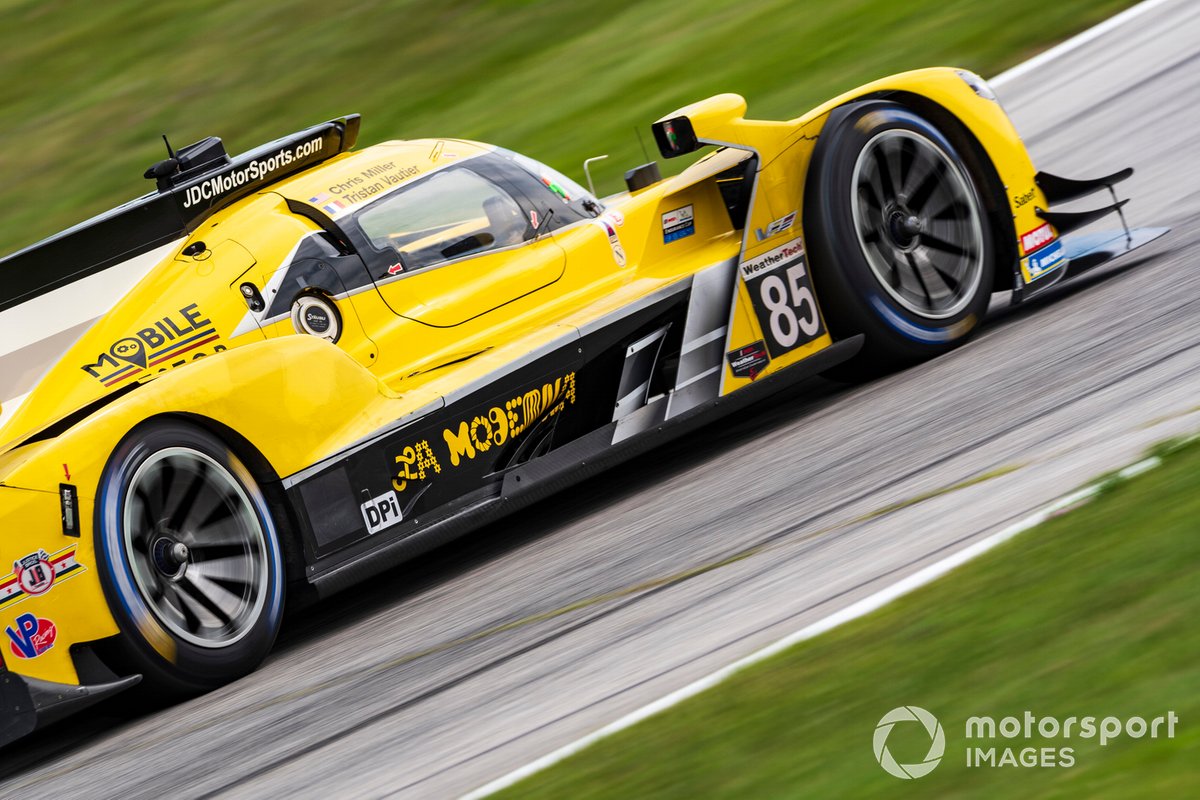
(390, 371), (578, 491)
(81, 304), (224, 386)
(6, 613), (56, 659)
(182, 136), (326, 209)
(0, 545), (82, 610)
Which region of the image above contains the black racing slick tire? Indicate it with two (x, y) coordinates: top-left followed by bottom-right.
(804, 101), (994, 377)
(95, 419), (285, 697)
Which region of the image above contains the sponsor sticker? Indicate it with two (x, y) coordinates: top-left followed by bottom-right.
(604, 209), (625, 228)
(6, 613), (56, 659)
(0, 545), (83, 610)
(1013, 187), (1036, 208)
(182, 135), (327, 210)
(739, 237), (806, 278)
(1025, 238), (1066, 280)
(360, 490), (404, 534)
(14, 551), (55, 596)
(80, 303), (224, 387)
(662, 205), (695, 243)
(1020, 223), (1056, 255)
(739, 237), (825, 357)
(594, 219), (627, 266)
(727, 341), (770, 380)
(755, 210), (797, 242)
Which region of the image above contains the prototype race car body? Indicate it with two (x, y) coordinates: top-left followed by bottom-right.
(0, 67), (1164, 744)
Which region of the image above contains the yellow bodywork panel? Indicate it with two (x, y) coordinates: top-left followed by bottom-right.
(0, 67), (1051, 689)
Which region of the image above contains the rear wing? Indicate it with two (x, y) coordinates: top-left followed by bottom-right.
(0, 114), (361, 313)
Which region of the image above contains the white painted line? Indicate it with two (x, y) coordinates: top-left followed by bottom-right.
(462, 456), (1162, 799)
(990, 0), (1178, 87)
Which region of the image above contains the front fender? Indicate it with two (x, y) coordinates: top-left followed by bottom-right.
(788, 67), (1044, 232)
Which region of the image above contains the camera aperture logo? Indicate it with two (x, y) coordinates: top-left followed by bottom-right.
(874, 706), (1180, 778)
(873, 706), (945, 779)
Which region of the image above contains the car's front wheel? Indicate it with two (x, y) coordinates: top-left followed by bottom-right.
(95, 419), (285, 696)
(805, 101), (994, 376)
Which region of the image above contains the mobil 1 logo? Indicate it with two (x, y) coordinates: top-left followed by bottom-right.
(739, 237), (824, 357)
(360, 490), (403, 534)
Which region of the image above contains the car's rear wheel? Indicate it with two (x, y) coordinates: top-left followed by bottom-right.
(804, 101), (994, 377)
(95, 419), (284, 696)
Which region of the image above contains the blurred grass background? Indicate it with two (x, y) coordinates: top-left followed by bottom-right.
(499, 437), (1200, 798)
(0, 0), (1133, 258)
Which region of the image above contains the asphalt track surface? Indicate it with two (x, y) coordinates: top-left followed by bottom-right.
(3, 1), (1199, 795)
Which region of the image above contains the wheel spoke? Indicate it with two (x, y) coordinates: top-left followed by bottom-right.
(907, 157), (946, 214)
(158, 459), (177, 512)
(920, 231), (972, 257)
(188, 541), (249, 561)
(858, 180), (883, 211)
(872, 145), (896, 200)
(181, 482), (235, 535)
(121, 445), (270, 648)
(179, 575), (235, 626)
(173, 583), (206, 633)
(188, 555), (253, 580)
(168, 461), (209, 531)
(904, 253), (934, 304)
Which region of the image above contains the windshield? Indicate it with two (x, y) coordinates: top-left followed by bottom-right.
(495, 148), (600, 211)
(356, 167), (529, 271)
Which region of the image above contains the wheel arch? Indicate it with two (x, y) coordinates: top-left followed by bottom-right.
(803, 91), (1018, 295)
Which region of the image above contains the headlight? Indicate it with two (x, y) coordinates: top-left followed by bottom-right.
(956, 70), (997, 102)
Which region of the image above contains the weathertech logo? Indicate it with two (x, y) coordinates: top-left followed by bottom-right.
(740, 238), (805, 278)
(81, 304), (223, 386)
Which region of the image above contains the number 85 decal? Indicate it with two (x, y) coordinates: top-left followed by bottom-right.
(746, 259), (825, 356)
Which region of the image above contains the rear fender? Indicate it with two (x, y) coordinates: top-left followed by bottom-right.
(1, 335), (440, 500)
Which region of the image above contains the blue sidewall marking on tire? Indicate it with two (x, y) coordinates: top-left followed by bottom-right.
(98, 441), (285, 654)
(868, 294), (957, 344)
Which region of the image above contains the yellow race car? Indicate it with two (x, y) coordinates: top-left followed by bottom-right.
(0, 67), (1163, 745)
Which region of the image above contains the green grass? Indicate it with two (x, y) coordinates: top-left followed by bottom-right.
(0, 0), (1135, 259)
(497, 439), (1200, 799)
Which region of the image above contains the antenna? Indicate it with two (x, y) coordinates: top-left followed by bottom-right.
(634, 126), (651, 164)
(162, 134), (177, 159)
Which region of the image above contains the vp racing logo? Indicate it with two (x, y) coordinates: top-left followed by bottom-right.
(81, 303), (224, 387)
(874, 706), (945, 779)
